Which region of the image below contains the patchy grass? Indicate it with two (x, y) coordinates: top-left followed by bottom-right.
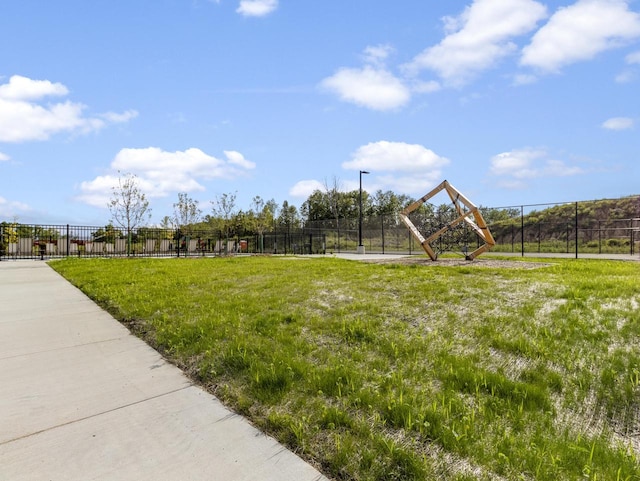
(50, 256), (640, 480)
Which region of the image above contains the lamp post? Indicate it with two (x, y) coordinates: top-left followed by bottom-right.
(358, 170), (370, 254)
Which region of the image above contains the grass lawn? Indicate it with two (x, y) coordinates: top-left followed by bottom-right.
(50, 256), (640, 480)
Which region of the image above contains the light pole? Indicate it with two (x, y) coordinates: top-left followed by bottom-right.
(358, 170), (369, 254)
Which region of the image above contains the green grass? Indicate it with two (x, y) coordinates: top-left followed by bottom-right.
(491, 240), (639, 255)
(50, 256), (640, 480)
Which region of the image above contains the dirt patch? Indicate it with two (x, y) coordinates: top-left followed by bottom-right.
(361, 257), (553, 269)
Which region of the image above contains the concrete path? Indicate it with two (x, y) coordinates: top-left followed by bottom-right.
(0, 261), (327, 481)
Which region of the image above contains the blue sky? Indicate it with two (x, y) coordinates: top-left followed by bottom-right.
(1, 0), (639, 225)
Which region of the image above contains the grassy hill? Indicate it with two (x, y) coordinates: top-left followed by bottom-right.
(487, 196), (640, 254)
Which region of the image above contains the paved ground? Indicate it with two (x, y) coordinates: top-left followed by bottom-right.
(0, 261), (327, 481)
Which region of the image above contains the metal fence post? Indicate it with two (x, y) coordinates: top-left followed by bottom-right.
(381, 214), (385, 254)
(520, 206), (524, 257)
(538, 222), (541, 253)
(598, 220), (601, 254)
(511, 223), (514, 252)
(575, 202), (579, 259)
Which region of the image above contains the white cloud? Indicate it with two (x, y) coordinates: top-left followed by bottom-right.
(362, 44), (395, 67)
(0, 196), (31, 217)
(293, 141), (450, 198)
(289, 180), (325, 198)
(543, 159), (585, 177)
(0, 75), (136, 143)
(615, 70), (636, 83)
(374, 173), (446, 195)
(602, 117), (634, 130)
(0, 152), (9, 162)
(224, 150), (257, 169)
(490, 148), (544, 178)
(237, 0), (278, 17)
(100, 110), (139, 123)
(320, 66), (410, 111)
(75, 174), (124, 209)
(513, 73), (538, 85)
(490, 148), (585, 183)
(405, 0), (547, 86)
(342, 141), (450, 174)
(77, 147), (255, 207)
(627, 50), (640, 64)
(617, 50), (640, 83)
(521, 0), (640, 73)
(411, 80), (442, 93)
(0, 75), (68, 100)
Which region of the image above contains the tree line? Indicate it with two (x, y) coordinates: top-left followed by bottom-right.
(104, 172), (444, 240)
(100, 172), (550, 242)
(4, 172), (636, 246)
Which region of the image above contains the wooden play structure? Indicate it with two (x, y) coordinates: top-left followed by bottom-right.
(399, 180), (495, 261)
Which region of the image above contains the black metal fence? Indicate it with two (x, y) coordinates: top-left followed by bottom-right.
(304, 198), (640, 258)
(2, 197), (639, 261)
(488, 216), (639, 256)
(0, 223), (327, 260)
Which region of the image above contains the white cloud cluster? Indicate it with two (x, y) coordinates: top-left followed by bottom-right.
(348, 141), (449, 195)
(617, 49), (640, 82)
(237, 0), (278, 17)
(289, 141), (450, 198)
(0, 196), (31, 217)
(320, 66), (410, 111)
(361, 44), (394, 67)
(602, 117), (634, 130)
(407, 0), (547, 86)
(77, 147), (256, 207)
(522, 0), (640, 72)
(0, 75), (137, 143)
(322, 0), (640, 108)
(342, 140), (449, 195)
(320, 42), (411, 111)
(489, 148), (585, 188)
(628, 51), (640, 64)
(289, 179), (325, 198)
(0, 75), (68, 100)
(343, 141), (449, 173)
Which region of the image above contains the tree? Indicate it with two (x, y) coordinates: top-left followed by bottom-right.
(251, 196), (276, 253)
(0, 221), (19, 255)
(211, 192), (237, 251)
(372, 190), (411, 215)
(301, 189), (333, 221)
(277, 200), (301, 230)
(92, 223), (121, 243)
(173, 192), (201, 233)
(479, 206), (520, 224)
(325, 176), (343, 229)
(108, 172), (151, 254)
(159, 216), (173, 229)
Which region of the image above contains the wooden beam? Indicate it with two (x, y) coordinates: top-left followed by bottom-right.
(401, 180), (447, 215)
(398, 179), (495, 261)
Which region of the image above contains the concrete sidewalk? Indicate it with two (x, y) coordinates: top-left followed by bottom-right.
(0, 261), (327, 481)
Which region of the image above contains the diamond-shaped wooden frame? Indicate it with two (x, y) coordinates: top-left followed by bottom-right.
(399, 180), (495, 261)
